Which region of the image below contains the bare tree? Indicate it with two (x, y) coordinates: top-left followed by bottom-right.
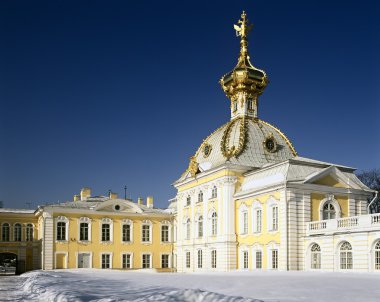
(356, 169), (380, 213)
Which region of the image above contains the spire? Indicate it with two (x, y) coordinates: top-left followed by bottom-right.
(220, 11), (268, 120)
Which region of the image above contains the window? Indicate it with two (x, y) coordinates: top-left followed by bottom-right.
(2, 223), (10, 241)
(197, 250), (203, 268)
(375, 241), (380, 270)
(142, 254), (151, 268)
(122, 224), (131, 242)
(272, 206), (278, 231)
(80, 223), (89, 241)
(161, 254), (169, 268)
(340, 241), (353, 269)
(211, 186), (217, 199)
(242, 211), (248, 234)
(186, 195), (191, 206)
(198, 216), (203, 238)
(186, 251), (191, 268)
(323, 202), (336, 220)
(211, 250), (217, 268)
(101, 254), (111, 269)
(256, 251), (262, 269)
(243, 251), (249, 269)
(185, 219), (191, 240)
(255, 209), (262, 233)
(14, 223), (22, 241)
(122, 254), (132, 269)
(57, 222), (66, 241)
(142, 224), (151, 242)
(233, 101), (237, 112)
(198, 191), (203, 203)
(272, 250), (278, 269)
(211, 212), (217, 236)
(102, 224), (110, 242)
(311, 243), (321, 269)
(248, 98), (254, 110)
(26, 224), (33, 242)
(161, 225), (169, 242)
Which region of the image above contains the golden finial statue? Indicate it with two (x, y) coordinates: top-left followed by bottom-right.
(234, 11), (253, 39)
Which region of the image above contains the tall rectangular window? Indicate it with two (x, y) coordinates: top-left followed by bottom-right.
(256, 251), (262, 269)
(272, 250), (278, 269)
(102, 254), (110, 269)
(256, 209), (262, 232)
(2, 223), (10, 241)
(161, 225), (169, 242)
(211, 250), (217, 268)
(243, 251), (249, 269)
(102, 224), (110, 241)
(161, 254), (169, 268)
(142, 254), (151, 268)
(26, 224), (33, 242)
(122, 224), (131, 242)
(14, 224), (22, 241)
(272, 207), (278, 231)
(142, 225), (150, 242)
(243, 212), (248, 234)
(57, 222), (66, 241)
(80, 223), (89, 241)
(198, 218), (203, 238)
(122, 254), (131, 269)
(197, 250), (202, 268)
(186, 251), (191, 268)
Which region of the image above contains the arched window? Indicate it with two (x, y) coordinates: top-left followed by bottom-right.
(198, 191), (203, 203)
(2, 223), (10, 241)
(211, 212), (217, 236)
(14, 223), (22, 241)
(211, 186), (217, 199)
(186, 195), (191, 206)
(186, 219), (191, 240)
(375, 241), (380, 270)
(26, 224), (34, 241)
(198, 216), (203, 238)
(323, 202), (336, 220)
(310, 243), (321, 269)
(340, 241), (353, 269)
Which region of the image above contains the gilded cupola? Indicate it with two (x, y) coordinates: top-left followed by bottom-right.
(220, 11), (268, 120)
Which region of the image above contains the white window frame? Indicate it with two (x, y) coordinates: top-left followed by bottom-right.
(184, 218), (191, 240)
(55, 216), (69, 242)
(13, 223), (22, 242)
(197, 215), (203, 238)
(121, 219), (133, 243)
(255, 249), (263, 269)
(319, 196), (341, 220)
(78, 217), (91, 242)
(121, 252), (133, 269)
(267, 242), (280, 270)
(160, 220), (170, 243)
(310, 243), (321, 270)
(252, 201), (262, 233)
(209, 210), (217, 236)
(374, 240), (380, 271)
(211, 186), (217, 199)
(211, 249), (217, 269)
(100, 218), (113, 243)
(141, 220), (152, 243)
(100, 252), (113, 269)
(243, 250), (249, 269)
(339, 241), (353, 270)
(142, 253), (152, 269)
(198, 191), (203, 203)
(197, 249), (203, 269)
(160, 253), (171, 269)
(1, 223), (10, 242)
(266, 197), (279, 233)
(185, 251), (191, 268)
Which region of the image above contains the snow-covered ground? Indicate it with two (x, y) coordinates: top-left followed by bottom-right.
(1, 269), (380, 302)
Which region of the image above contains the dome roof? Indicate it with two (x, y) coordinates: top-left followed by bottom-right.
(191, 117), (297, 172)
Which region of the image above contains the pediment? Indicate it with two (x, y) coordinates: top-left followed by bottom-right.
(303, 166), (360, 189)
(95, 199), (143, 214)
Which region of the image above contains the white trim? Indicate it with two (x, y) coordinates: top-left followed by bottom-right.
(121, 252), (133, 269)
(160, 220), (171, 243)
(78, 217), (92, 243)
(319, 195), (341, 220)
(100, 218), (113, 243)
(160, 253), (171, 269)
(121, 219), (133, 244)
(55, 216), (69, 242)
(141, 252), (152, 269)
(100, 252), (113, 269)
(266, 196), (279, 233)
(142, 220), (152, 244)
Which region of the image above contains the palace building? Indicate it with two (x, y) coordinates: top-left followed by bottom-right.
(0, 12), (378, 274)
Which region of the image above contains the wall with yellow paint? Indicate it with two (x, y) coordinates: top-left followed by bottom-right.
(311, 193), (348, 221)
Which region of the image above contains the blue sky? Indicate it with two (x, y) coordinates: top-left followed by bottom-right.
(1, 1), (379, 209)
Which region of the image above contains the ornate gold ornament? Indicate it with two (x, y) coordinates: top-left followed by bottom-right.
(220, 117), (248, 160)
(263, 134), (277, 153)
(187, 156), (199, 177)
(203, 142), (212, 158)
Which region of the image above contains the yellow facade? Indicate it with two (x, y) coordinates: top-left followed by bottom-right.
(311, 193), (349, 221)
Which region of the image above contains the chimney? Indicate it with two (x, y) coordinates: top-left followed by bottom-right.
(80, 187), (91, 201)
(109, 192), (118, 199)
(73, 195), (80, 202)
(147, 196), (154, 208)
(137, 197), (144, 206)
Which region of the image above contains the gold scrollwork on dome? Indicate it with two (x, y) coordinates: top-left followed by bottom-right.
(220, 117), (248, 160)
(187, 156), (199, 178)
(202, 142), (212, 158)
